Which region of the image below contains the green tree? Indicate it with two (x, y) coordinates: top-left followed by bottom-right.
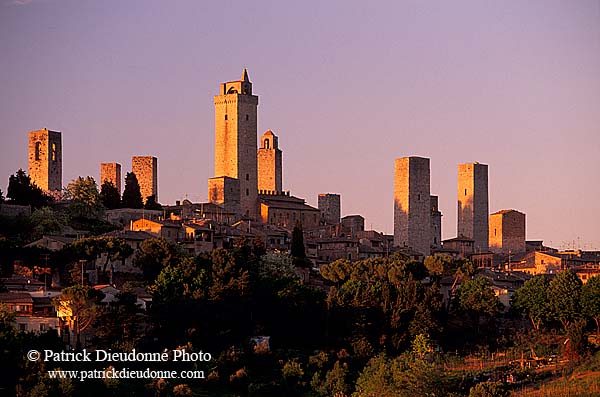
(548, 269), (582, 330)
(150, 257), (206, 303)
(65, 176), (104, 219)
(100, 180), (121, 209)
(6, 169), (52, 207)
(354, 353), (445, 397)
(582, 276), (600, 337)
(512, 275), (550, 330)
(144, 194), (162, 210)
(30, 207), (67, 239)
(69, 236), (134, 274)
(454, 277), (502, 328)
(121, 172), (143, 209)
(134, 238), (181, 282)
(94, 292), (145, 350)
(291, 220), (310, 268)
(54, 284), (103, 349)
(468, 381), (509, 397)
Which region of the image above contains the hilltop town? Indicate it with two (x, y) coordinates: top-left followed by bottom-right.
(1, 70), (600, 397)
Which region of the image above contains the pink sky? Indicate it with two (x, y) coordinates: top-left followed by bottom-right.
(1, 0), (599, 249)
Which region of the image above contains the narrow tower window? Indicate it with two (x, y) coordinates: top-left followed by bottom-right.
(246, 174), (249, 181)
(224, 114), (228, 120)
(464, 189), (467, 196)
(246, 115), (249, 121)
(246, 188), (249, 196)
(35, 142), (41, 160)
(264, 139), (270, 149)
(51, 143), (57, 161)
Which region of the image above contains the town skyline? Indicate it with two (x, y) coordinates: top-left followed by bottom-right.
(1, 0), (599, 249)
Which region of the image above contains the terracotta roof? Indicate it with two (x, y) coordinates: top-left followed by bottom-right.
(0, 292), (34, 304)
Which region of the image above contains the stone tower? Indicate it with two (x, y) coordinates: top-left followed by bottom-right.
(457, 162), (489, 250)
(132, 156), (158, 203)
(257, 130), (282, 193)
(28, 128), (62, 196)
(489, 209), (526, 254)
(100, 162), (122, 194)
(209, 68), (259, 219)
(318, 193), (341, 225)
(430, 195), (442, 250)
(394, 157), (431, 256)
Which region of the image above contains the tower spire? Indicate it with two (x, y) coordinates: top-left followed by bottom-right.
(241, 68), (249, 82)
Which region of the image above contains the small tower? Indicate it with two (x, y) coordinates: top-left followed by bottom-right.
(209, 68), (259, 219)
(257, 130), (282, 193)
(28, 128), (62, 197)
(318, 193), (341, 225)
(100, 162), (122, 194)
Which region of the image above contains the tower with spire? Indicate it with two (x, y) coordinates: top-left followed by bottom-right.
(208, 69), (259, 219)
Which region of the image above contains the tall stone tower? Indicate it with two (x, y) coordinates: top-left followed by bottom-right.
(489, 209), (526, 254)
(100, 162), (122, 194)
(28, 128), (62, 196)
(132, 156), (158, 203)
(209, 68), (258, 219)
(457, 162), (489, 250)
(430, 195), (442, 250)
(394, 157), (431, 256)
(257, 130), (282, 193)
(318, 193), (341, 225)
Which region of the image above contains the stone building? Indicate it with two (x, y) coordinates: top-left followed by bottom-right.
(430, 195), (442, 250)
(209, 68), (258, 219)
(341, 215), (365, 235)
(394, 156), (431, 256)
(257, 130), (282, 193)
(258, 191), (320, 231)
(100, 162), (122, 193)
(28, 128), (62, 196)
(318, 193), (341, 225)
(457, 162), (489, 251)
(489, 209), (526, 254)
(132, 156), (158, 203)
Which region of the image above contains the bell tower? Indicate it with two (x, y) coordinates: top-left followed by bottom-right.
(209, 69), (259, 219)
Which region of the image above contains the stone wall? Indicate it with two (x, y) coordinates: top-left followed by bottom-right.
(394, 157), (431, 256)
(257, 130), (282, 192)
(132, 156), (158, 203)
(430, 195), (442, 249)
(318, 193), (341, 225)
(28, 128), (62, 194)
(100, 162), (122, 194)
(213, 71), (258, 219)
(489, 209), (526, 254)
(457, 162), (488, 250)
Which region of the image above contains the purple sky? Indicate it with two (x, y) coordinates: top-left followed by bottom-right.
(1, 0), (599, 249)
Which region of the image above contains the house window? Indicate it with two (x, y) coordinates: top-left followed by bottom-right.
(40, 323), (47, 332)
(35, 142), (41, 160)
(19, 324), (26, 332)
(51, 143), (57, 161)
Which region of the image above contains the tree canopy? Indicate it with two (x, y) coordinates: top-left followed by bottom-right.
(99, 180), (121, 209)
(6, 169), (52, 207)
(121, 172), (143, 209)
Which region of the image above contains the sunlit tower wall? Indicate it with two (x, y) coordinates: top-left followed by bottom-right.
(489, 209), (526, 254)
(132, 156), (158, 203)
(100, 162), (122, 194)
(28, 128), (62, 197)
(394, 156), (431, 256)
(210, 68), (258, 219)
(457, 162), (489, 251)
(257, 130), (282, 193)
